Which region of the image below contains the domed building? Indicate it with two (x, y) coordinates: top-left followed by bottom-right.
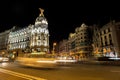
(8, 8), (49, 55)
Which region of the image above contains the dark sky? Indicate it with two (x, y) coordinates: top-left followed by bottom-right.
(0, 0), (120, 47)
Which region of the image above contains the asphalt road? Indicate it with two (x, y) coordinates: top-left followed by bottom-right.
(0, 62), (120, 80)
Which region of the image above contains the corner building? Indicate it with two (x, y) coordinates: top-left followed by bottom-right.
(68, 23), (92, 57)
(8, 9), (49, 55)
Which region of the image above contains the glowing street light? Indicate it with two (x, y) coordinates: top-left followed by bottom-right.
(53, 42), (56, 46)
(103, 48), (107, 54)
(52, 42), (57, 55)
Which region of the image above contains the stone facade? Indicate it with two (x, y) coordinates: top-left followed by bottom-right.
(0, 8), (49, 56)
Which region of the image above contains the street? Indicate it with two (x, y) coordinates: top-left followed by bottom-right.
(0, 62), (120, 80)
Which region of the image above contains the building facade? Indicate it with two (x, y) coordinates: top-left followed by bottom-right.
(58, 39), (69, 55)
(0, 29), (11, 54)
(8, 8), (49, 55)
(0, 8), (49, 56)
(58, 23), (92, 57)
(93, 20), (120, 57)
(70, 23), (92, 57)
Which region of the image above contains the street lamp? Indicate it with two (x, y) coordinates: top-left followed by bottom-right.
(52, 42), (57, 55)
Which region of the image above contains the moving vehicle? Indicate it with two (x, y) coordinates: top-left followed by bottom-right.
(16, 54), (57, 68)
(55, 56), (78, 65)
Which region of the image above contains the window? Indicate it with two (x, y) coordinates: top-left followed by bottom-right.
(100, 31), (102, 35)
(110, 40), (113, 45)
(104, 36), (106, 39)
(104, 30), (106, 34)
(38, 36), (41, 40)
(38, 42), (40, 45)
(105, 41), (107, 46)
(108, 28), (110, 32)
(109, 34), (112, 39)
(101, 37), (102, 41)
(101, 37), (103, 46)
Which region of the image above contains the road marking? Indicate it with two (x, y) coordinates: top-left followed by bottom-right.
(0, 68), (46, 80)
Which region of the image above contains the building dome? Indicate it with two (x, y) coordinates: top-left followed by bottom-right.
(35, 8), (48, 28)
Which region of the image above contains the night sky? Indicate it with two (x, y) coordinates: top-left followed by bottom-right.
(0, 0), (120, 48)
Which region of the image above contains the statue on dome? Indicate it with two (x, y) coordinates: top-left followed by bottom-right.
(39, 8), (44, 17)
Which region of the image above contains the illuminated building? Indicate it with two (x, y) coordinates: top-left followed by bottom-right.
(0, 30), (11, 54)
(8, 8), (49, 54)
(92, 24), (101, 56)
(69, 23), (92, 57)
(59, 40), (69, 55)
(93, 20), (120, 57)
(68, 33), (76, 54)
(59, 23), (92, 57)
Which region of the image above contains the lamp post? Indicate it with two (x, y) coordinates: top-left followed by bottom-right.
(52, 42), (57, 55)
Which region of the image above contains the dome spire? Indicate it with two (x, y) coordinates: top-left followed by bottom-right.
(39, 8), (44, 17)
